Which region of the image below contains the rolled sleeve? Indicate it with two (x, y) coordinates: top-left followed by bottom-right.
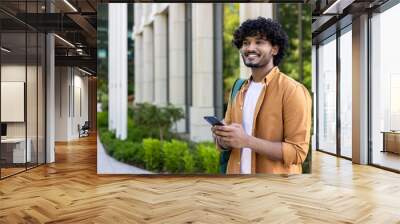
(215, 96), (232, 151)
(281, 84), (312, 167)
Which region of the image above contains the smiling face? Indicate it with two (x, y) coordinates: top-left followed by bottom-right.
(240, 35), (278, 68)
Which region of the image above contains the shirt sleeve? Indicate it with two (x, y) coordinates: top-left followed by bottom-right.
(215, 91), (233, 151)
(224, 94), (232, 125)
(281, 84), (312, 167)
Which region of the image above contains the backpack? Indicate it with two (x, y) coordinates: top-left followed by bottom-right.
(220, 79), (246, 174)
(219, 78), (312, 174)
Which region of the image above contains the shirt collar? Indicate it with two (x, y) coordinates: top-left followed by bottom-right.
(244, 66), (280, 89)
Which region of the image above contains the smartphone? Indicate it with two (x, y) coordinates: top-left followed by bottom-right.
(203, 116), (224, 126)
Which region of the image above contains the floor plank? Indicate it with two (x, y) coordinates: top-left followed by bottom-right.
(0, 134), (399, 223)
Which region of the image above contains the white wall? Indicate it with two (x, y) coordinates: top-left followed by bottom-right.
(1, 63), (46, 164)
(1, 65), (36, 138)
(54, 67), (89, 141)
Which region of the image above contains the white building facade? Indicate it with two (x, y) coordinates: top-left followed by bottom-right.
(109, 3), (273, 141)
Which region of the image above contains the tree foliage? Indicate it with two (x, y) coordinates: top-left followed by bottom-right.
(222, 3), (312, 112)
(223, 3), (240, 105)
(277, 3), (312, 92)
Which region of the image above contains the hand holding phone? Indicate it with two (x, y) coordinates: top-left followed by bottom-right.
(203, 116), (224, 126)
(204, 116), (231, 150)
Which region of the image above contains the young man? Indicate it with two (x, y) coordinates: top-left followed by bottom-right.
(212, 17), (312, 174)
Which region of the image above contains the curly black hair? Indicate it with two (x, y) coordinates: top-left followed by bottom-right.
(232, 17), (288, 66)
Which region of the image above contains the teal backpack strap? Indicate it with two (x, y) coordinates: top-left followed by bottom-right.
(219, 78), (246, 174)
(231, 78), (246, 100)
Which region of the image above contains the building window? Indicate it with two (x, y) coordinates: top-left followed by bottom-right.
(0, 1), (46, 179)
(339, 26), (352, 158)
(370, 2), (400, 171)
(317, 35), (337, 155)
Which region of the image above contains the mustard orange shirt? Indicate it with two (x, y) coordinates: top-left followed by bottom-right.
(222, 66), (312, 174)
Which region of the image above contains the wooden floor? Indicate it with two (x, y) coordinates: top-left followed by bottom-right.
(1, 167), (26, 178)
(1, 134), (400, 223)
(373, 150), (400, 171)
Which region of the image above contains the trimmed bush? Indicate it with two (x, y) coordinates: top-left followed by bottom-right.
(97, 111), (108, 129)
(143, 138), (163, 171)
(113, 141), (144, 165)
(101, 94), (108, 112)
(100, 130), (116, 155)
(130, 143), (145, 167)
(162, 140), (189, 173)
(109, 139), (125, 157)
(182, 151), (196, 173)
(98, 108), (222, 174)
(131, 103), (184, 141)
(113, 141), (132, 162)
(197, 143), (220, 174)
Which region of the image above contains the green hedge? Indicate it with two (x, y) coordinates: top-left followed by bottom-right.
(182, 151), (196, 173)
(113, 141), (144, 166)
(98, 105), (220, 174)
(143, 138), (163, 172)
(197, 143), (220, 174)
(100, 130), (220, 174)
(162, 140), (189, 173)
(97, 111), (108, 129)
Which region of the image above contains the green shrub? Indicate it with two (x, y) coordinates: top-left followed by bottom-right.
(143, 138), (163, 171)
(162, 140), (189, 173)
(99, 127), (146, 168)
(100, 130), (115, 155)
(101, 94), (108, 112)
(131, 103), (184, 141)
(109, 139), (125, 157)
(183, 151), (196, 173)
(128, 125), (158, 142)
(112, 141), (144, 166)
(197, 143), (220, 174)
(127, 108), (160, 142)
(99, 117), (222, 174)
(123, 141), (144, 167)
(97, 111), (108, 129)
(113, 141), (131, 162)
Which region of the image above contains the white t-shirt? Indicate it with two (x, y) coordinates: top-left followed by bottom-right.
(241, 80), (264, 174)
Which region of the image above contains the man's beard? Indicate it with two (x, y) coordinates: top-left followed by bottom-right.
(244, 61), (262, 68)
(241, 54), (270, 68)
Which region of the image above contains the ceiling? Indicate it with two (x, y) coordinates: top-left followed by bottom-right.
(311, 0), (389, 43)
(0, 0), (97, 75)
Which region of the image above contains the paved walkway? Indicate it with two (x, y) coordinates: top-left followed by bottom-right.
(97, 137), (152, 174)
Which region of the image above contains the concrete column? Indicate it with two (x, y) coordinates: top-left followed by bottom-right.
(88, 77), (97, 131)
(108, 3), (127, 140)
(239, 3), (273, 78)
(190, 3), (215, 142)
(54, 67), (71, 141)
(169, 3), (186, 132)
(352, 14), (369, 165)
(143, 25), (154, 103)
(108, 56), (114, 131)
(143, 3), (152, 26)
(108, 6), (115, 132)
(154, 13), (168, 106)
(134, 3), (143, 30)
(46, 32), (55, 163)
(134, 34), (143, 103)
